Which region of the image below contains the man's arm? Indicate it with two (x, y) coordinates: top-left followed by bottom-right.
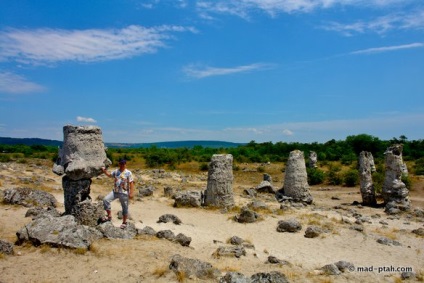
(129, 181), (135, 199)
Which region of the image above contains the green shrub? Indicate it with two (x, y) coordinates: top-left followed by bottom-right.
(372, 171), (384, 194)
(401, 173), (412, 190)
(199, 163), (209, 171)
(326, 166), (342, 185)
(414, 158), (424, 175)
(307, 168), (325, 185)
(343, 169), (359, 187)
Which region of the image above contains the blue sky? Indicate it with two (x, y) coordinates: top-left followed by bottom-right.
(0, 0), (423, 143)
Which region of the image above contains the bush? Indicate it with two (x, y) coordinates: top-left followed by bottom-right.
(326, 165), (342, 185)
(401, 173), (412, 190)
(372, 171), (384, 194)
(199, 163), (209, 171)
(307, 168), (325, 185)
(343, 169), (359, 187)
(414, 158), (424, 175)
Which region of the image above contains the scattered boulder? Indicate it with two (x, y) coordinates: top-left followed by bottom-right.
(220, 272), (250, 283)
(235, 206), (259, 223)
(16, 214), (103, 249)
(156, 230), (176, 241)
(334, 261), (355, 273)
(169, 254), (221, 281)
(0, 239), (14, 255)
(213, 246), (246, 258)
(304, 226), (323, 238)
(157, 214), (182, 225)
(276, 219), (302, 233)
(173, 190), (202, 208)
(164, 186), (174, 197)
(175, 233), (192, 247)
(321, 264), (342, 275)
(204, 154), (235, 208)
(250, 271), (289, 283)
(137, 226), (156, 236)
(255, 181), (275, 194)
(267, 256), (291, 266)
(25, 206), (61, 220)
(72, 200), (104, 227)
(138, 185), (155, 197)
(412, 228), (424, 236)
(3, 187), (57, 208)
(376, 237), (401, 246)
(97, 221), (137, 239)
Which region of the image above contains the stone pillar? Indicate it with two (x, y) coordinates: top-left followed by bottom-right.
(359, 151), (377, 206)
(382, 144), (410, 213)
(281, 150), (313, 204)
(203, 154), (234, 208)
(309, 151), (318, 168)
(53, 125), (111, 226)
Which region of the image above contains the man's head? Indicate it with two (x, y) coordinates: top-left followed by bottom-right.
(118, 159), (126, 169)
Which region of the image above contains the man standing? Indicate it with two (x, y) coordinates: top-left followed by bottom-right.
(101, 159), (134, 229)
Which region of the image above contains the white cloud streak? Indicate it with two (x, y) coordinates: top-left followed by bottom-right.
(322, 9), (424, 35)
(0, 25), (197, 65)
(183, 63), (275, 78)
(196, 0), (412, 18)
(0, 72), (46, 94)
(350, 43), (424, 55)
(76, 116), (97, 123)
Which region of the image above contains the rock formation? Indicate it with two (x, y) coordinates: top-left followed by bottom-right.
(52, 125), (110, 225)
(309, 151), (318, 168)
(382, 144), (410, 213)
(359, 151), (377, 206)
(203, 154), (235, 208)
(278, 150), (313, 204)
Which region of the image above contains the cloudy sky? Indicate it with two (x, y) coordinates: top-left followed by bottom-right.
(0, 0), (423, 143)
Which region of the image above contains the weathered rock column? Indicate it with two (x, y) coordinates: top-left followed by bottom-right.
(359, 151), (377, 206)
(53, 125), (111, 225)
(203, 154), (234, 208)
(382, 144), (410, 213)
(279, 150), (313, 204)
(309, 151), (318, 168)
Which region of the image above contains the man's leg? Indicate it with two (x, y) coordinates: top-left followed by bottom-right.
(103, 191), (115, 220)
(118, 193), (129, 227)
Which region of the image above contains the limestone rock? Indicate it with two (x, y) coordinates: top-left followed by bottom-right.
(173, 190), (202, 208)
(204, 154), (234, 208)
(3, 187), (57, 208)
(359, 151), (377, 206)
(52, 125), (111, 180)
(169, 254), (221, 280)
(277, 218), (302, 233)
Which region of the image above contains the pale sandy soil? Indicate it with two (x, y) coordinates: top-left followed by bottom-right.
(0, 161), (423, 283)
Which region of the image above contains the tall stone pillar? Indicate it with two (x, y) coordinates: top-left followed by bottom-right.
(382, 144), (410, 213)
(359, 151), (377, 206)
(280, 150), (313, 204)
(203, 154), (234, 208)
(53, 125), (111, 226)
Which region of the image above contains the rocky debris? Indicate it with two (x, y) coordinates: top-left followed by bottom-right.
(263, 173), (272, 182)
(157, 214), (182, 225)
(334, 261), (355, 273)
(276, 150), (313, 204)
(156, 229), (175, 240)
(173, 190), (202, 208)
(138, 185), (155, 198)
(228, 236), (255, 249)
(250, 272), (289, 283)
(359, 151), (377, 206)
(3, 187), (57, 208)
(175, 233), (192, 247)
(376, 237), (401, 246)
(213, 245), (246, 258)
(137, 226), (156, 236)
(255, 181), (276, 194)
(52, 125), (111, 180)
(247, 200), (269, 211)
(25, 206), (61, 220)
(72, 199), (104, 227)
(401, 271), (417, 280)
(220, 272), (250, 283)
(267, 256), (291, 266)
(382, 144), (410, 213)
(412, 228), (424, 236)
(304, 226), (323, 238)
(276, 219), (302, 233)
(169, 254), (221, 280)
(321, 264), (342, 275)
(204, 154), (235, 208)
(164, 186), (174, 197)
(243, 188), (257, 198)
(97, 221), (137, 239)
(349, 224), (364, 232)
(309, 151), (318, 168)
(235, 206), (259, 223)
(16, 214), (103, 249)
(0, 239), (14, 255)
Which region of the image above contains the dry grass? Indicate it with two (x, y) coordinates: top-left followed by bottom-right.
(372, 227), (399, 240)
(152, 265), (169, 278)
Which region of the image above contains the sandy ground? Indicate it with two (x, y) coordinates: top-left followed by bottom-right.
(0, 160), (423, 283)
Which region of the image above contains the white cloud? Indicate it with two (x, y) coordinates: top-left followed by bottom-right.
(0, 25), (197, 65)
(196, 0), (412, 18)
(350, 43), (424, 55)
(183, 63), (275, 78)
(0, 72), (46, 94)
(282, 129), (293, 136)
(76, 116), (97, 123)
(322, 9), (424, 35)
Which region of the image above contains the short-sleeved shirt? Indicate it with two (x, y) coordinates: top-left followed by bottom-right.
(112, 169), (134, 194)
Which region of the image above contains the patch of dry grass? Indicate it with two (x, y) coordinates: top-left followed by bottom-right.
(372, 227), (399, 240)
